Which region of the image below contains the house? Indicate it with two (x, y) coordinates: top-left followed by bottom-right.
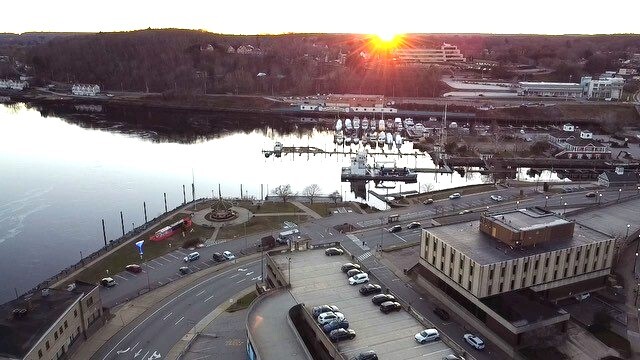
(598, 167), (639, 187)
(71, 84), (100, 96)
(236, 45), (263, 55)
(558, 138), (611, 159)
(580, 130), (593, 139)
(226, 46), (236, 53)
(0, 79), (28, 90)
(562, 123), (575, 132)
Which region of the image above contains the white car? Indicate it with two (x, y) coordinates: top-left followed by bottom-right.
(349, 273), (369, 285)
(317, 311), (345, 325)
(463, 333), (485, 350)
(415, 328), (440, 344)
(490, 195), (503, 202)
(222, 251), (235, 260)
(449, 193), (461, 199)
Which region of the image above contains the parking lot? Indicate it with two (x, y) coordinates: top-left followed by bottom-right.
(274, 250), (454, 360)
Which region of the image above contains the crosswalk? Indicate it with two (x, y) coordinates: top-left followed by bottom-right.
(357, 251), (373, 261)
(346, 234), (370, 251)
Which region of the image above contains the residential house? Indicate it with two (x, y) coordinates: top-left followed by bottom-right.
(71, 84), (100, 96)
(0, 79), (28, 90)
(598, 168), (639, 187)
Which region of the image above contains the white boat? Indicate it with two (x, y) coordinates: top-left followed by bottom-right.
(394, 117), (403, 131)
(352, 135), (360, 145)
(370, 131), (378, 144)
(414, 123), (426, 131)
(334, 131), (344, 145)
(378, 131), (386, 145)
(386, 132), (393, 145)
(335, 119), (343, 131)
(362, 118), (369, 130)
(404, 118), (414, 127)
(345, 118), (353, 130)
(378, 119), (385, 131)
(353, 117), (360, 130)
(274, 142), (283, 152)
(395, 133), (403, 146)
(345, 135), (352, 145)
(386, 120), (394, 130)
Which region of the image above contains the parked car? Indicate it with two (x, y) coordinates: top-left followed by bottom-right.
(222, 251), (235, 260)
(359, 284), (382, 295)
(490, 195), (503, 202)
(325, 247), (344, 256)
(407, 222), (421, 229)
(585, 192), (596, 198)
(350, 351), (378, 360)
(449, 193), (461, 199)
(179, 266), (191, 275)
(380, 301), (402, 314)
(458, 209), (472, 215)
(212, 252), (225, 262)
(341, 263), (361, 273)
(415, 328), (440, 344)
(388, 225), (402, 233)
(371, 294), (396, 305)
(323, 319), (349, 333)
(312, 305), (339, 317)
(463, 333), (485, 350)
(349, 273), (369, 285)
(423, 198), (434, 205)
(183, 252), (200, 262)
(347, 268), (363, 277)
(125, 264), (142, 273)
(317, 311), (345, 325)
(574, 293), (590, 301)
(329, 328), (356, 342)
(433, 307), (450, 321)
(100, 277), (116, 287)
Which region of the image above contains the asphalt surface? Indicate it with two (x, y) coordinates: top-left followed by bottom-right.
(92, 260), (261, 360)
(93, 185), (638, 360)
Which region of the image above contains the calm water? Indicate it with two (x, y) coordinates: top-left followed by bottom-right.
(0, 102), (559, 303)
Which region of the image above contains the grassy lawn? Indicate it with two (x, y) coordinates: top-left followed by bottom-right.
(240, 201), (302, 214)
(416, 183), (496, 202)
(591, 329), (631, 358)
(307, 203), (334, 217)
(227, 291), (258, 312)
(71, 214), (213, 284)
(218, 215), (308, 239)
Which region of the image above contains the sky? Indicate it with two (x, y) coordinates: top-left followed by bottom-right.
(1, 0), (639, 35)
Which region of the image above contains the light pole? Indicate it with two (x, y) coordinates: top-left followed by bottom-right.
(633, 235), (640, 274)
(637, 185), (640, 195)
(287, 257), (291, 286)
(79, 251), (84, 266)
(634, 283), (640, 306)
(599, 193), (603, 204)
(563, 202), (567, 215)
(516, 200), (520, 210)
(618, 188), (622, 201)
(545, 196), (549, 209)
(626, 224), (631, 239)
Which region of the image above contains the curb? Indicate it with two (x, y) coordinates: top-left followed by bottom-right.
(168, 286), (256, 359)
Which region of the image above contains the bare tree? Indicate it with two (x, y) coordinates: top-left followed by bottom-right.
(302, 184), (321, 204)
(329, 190), (340, 205)
(272, 184), (294, 203)
(421, 183), (434, 193)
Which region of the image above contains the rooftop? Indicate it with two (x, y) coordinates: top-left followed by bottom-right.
(427, 215), (612, 265)
(565, 138), (606, 147)
(0, 282), (94, 359)
(487, 208), (570, 233)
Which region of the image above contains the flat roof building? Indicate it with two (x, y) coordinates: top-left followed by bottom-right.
(393, 43), (465, 64)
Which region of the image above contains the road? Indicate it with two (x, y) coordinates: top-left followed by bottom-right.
(92, 260), (261, 360)
(96, 185), (639, 360)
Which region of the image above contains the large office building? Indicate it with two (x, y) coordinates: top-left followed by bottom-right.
(393, 43), (465, 64)
(0, 282), (104, 360)
(518, 74), (625, 100)
(414, 207), (614, 349)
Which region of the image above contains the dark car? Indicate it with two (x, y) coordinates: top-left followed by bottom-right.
(312, 305), (339, 317)
(407, 222), (421, 229)
(359, 284), (382, 296)
(585, 192), (596, 198)
(323, 319), (350, 333)
(433, 307), (451, 321)
(325, 247), (344, 256)
(351, 351), (378, 360)
(125, 264), (142, 273)
(212, 252), (226, 262)
(179, 266), (191, 275)
(380, 301), (402, 314)
(341, 263), (361, 273)
(371, 294), (396, 305)
(423, 198), (434, 205)
(388, 225), (402, 233)
(347, 269), (363, 278)
(329, 328), (356, 342)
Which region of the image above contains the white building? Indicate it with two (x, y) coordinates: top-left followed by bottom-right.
(71, 84), (100, 96)
(393, 43), (465, 64)
(0, 78), (28, 90)
(518, 82), (583, 98)
(580, 75), (624, 100)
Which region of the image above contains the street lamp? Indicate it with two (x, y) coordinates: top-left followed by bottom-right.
(618, 188), (622, 201)
(626, 224), (631, 239)
(563, 202), (567, 215)
(634, 235), (640, 274)
(79, 251), (84, 266)
(599, 193), (603, 204)
(287, 257), (292, 286)
(516, 200), (520, 210)
(545, 196), (549, 209)
(635, 283), (640, 306)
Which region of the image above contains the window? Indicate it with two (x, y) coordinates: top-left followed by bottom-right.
(87, 297), (94, 306)
(74, 309), (78, 317)
(46, 341), (50, 350)
(64, 320), (68, 329)
(59, 326), (63, 334)
(38, 349), (43, 358)
(54, 331), (58, 340)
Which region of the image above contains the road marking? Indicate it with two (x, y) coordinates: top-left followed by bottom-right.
(246, 271), (254, 276)
(236, 278), (246, 284)
(357, 252), (372, 261)
(162, 312), (173, 321)
(151, 259), (165, 266)
(391, 233), (407, 242)
(238, 268), (247, 272)
(160, 256), (173, 263)
(193, 265), (201, 270)
(204, 294), (215, 303)
(138, 350), (149, 359)
(100, 258), (261, 360)
(148, 350), (161, 359)
(196, 290), (206, 296)
(116, 347), (130, 354)
(230, 273), (241, 278)
(167, 253), (180, 260)
(115, 275), (128, 281)
(176, 250), (187, 255)
(175, 316), (185, 326)
(146, 263), (156, 270)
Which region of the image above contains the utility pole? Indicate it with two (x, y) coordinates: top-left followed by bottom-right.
(120, 211), (125, 236)
(143, 202), (148, 223)
(183, 185), (186, 204)
(164, 192), (168, 213)
(102, 219), (107, 246)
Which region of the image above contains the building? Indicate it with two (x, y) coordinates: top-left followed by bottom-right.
(0, 79), (28, 91)
(71, 84), (100, 96)
(518, 75), (625, 100)
(0, 281), (104, 360)
(236, 45), (263, 55)
(415, 207), (614, 349)
(545, 126), (610, 159)
(598, 167), (640, 188)
(393, 43), (465, 64)
(580, 75), (624, 100)
(517, 82), (584, 98)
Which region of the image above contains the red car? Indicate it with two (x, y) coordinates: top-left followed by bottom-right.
(125, 264), (142, 273)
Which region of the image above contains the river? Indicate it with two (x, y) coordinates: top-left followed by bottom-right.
(0, 101), (557, 303)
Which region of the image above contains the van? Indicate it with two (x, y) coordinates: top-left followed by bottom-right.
(277, 228), (299, 244)
(184, 252), (200, 262)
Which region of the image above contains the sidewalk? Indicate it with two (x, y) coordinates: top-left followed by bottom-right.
(290, 201), (322, 219)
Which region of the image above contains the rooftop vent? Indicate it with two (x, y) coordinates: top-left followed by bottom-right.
(41, 289), (50, 297)
(12, 308), (28, 318)
(66, 283), (77, 292)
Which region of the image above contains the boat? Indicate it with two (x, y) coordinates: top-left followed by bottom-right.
(395, 133), (403, 146)
(370, 131), (378, 144)
(414, 123), (426, 132)
(341, 150), (417, 183)
(362, 118), (369, 130)
(361, 133), (368, 145)
(334, 131), (344, 145)
(378, 119), (386, 131)
(274, 141), (283, 157)
(345, 118), (353, 130)
(345, 135), (352, 146)
(353, 117), (360, 130)
(151, 217), (193, 241)
(378, 131), (386, 145)
(352, 134), (360, 145)
(386, 132), (393, 145)
(394, 117), (403, 131)
(404, 118), (414, 127)
(335, 119), (343, 131)
(386, 120), (394, 130)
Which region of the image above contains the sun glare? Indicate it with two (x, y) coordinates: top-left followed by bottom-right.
(371, 32), (403, 50)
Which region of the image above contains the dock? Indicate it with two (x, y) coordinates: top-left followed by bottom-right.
(262, 146), (424, 158)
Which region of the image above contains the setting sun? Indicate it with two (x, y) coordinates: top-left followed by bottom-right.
(371, 33), (404, 50)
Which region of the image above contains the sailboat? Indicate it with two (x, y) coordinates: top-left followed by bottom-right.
(335, 119), (343, 131)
